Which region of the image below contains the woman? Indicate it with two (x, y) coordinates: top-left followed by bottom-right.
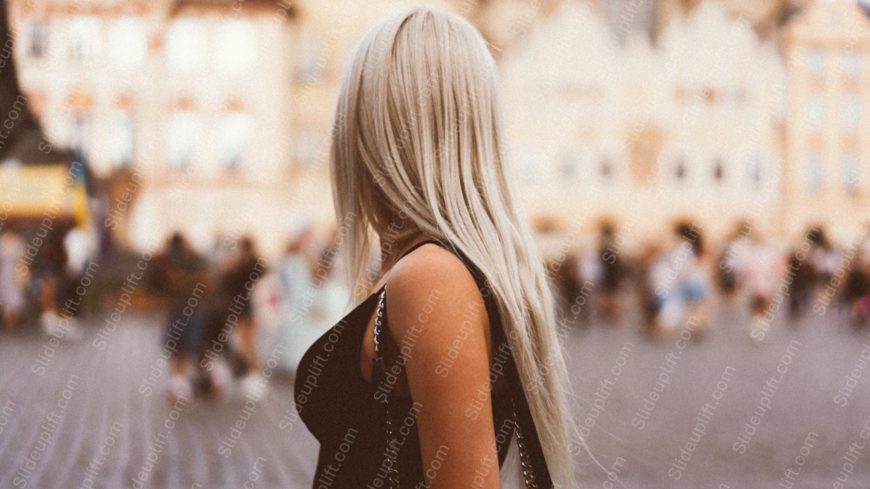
(295, 8), (574, 489)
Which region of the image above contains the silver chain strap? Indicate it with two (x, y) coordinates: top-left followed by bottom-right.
(512, 398), (539, 489)
(373, 287), (401, 489)
(374, 286), (538, 489)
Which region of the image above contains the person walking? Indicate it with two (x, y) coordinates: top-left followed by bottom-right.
(0, 226), (26, 331)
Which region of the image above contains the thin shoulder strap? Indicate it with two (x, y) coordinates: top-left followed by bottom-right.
(397, 238), (445, 261)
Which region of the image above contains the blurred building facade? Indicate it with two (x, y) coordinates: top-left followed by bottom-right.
(502, 1), (786, 245)
(782, 0), (870, 240)
(656, 0), (812, 38)
(6, 0), (870, 254)
(9, 0), (556, 256)
(9, 0), (297, 254)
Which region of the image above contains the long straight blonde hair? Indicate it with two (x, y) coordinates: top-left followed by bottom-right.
(330, 8), (574, 487)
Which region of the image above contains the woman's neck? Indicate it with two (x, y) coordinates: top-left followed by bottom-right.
(379, 232), (430, 273)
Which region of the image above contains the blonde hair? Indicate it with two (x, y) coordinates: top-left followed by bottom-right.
(330, 8), (575, 487)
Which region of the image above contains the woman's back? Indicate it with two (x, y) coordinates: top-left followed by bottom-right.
(295, 239), (520, 487)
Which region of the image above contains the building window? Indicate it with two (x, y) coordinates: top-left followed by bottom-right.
(628, 127), (662, 186)
(109, 111), (135, 167)
(672, 157), (688, 184)
(807, 93), (825, 130)
(842, 154), (858, 192)
(558, 154), (578, 180)
(843, 50), (861, 79)
(215, 21), (257, 75)
(166, 19), (207, 73)
(520, 150), (540, 183)
(807, 48), (825, 77)
(712, 158), (724, 184)
(167, 111), (202, 167)
(71, 113), (92, 155)
(805, 155), (823, 191)
(68, 16), (101, 64)
(108, 17), (147, 69)
(599, 156), (613, 182)
(295, 30), (325, 82)
(28, 19), (48, 58)
(296, 130), (319, 166)
(841, 93), (860, 131)
(217, 112), (254, 169)
(703, 87), (716, 106)
(749, 155), (763, 190)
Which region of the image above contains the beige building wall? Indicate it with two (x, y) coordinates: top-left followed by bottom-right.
(9, 0), (553, 257)
(655, 0), (812, 38)
(10, 0), (869, 255)
(10, 0), (297, 257)
(783, 0), (870, 243)
(501, 1), (786, 248)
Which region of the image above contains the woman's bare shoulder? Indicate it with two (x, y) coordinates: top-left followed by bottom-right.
(388, 243), (480, 297)
(385, 243), (487, 335)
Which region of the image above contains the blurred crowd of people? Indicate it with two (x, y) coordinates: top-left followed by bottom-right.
(4, 217), (870, 403)
(0, 219), (354, 404)
(148, 232), (265, 403)
(0, 221), (95, 339)
(552, 220), (870, 343)
(148, 226), (351, 404)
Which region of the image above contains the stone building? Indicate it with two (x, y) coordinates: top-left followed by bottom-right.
(781, 0), (870, 241)
(500, 1), (786, 247)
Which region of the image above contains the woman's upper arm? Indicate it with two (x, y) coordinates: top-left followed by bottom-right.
(387, 246), (501, 489)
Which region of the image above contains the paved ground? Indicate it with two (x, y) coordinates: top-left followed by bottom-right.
(1, 305), (869, 489)
(0, 314), (318, 489)
(566, 305), (870, 488)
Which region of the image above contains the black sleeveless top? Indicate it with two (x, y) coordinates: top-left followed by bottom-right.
(294, 239), (552, 488)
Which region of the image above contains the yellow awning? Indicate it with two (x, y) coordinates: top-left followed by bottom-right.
(0, 164), (90, 227)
